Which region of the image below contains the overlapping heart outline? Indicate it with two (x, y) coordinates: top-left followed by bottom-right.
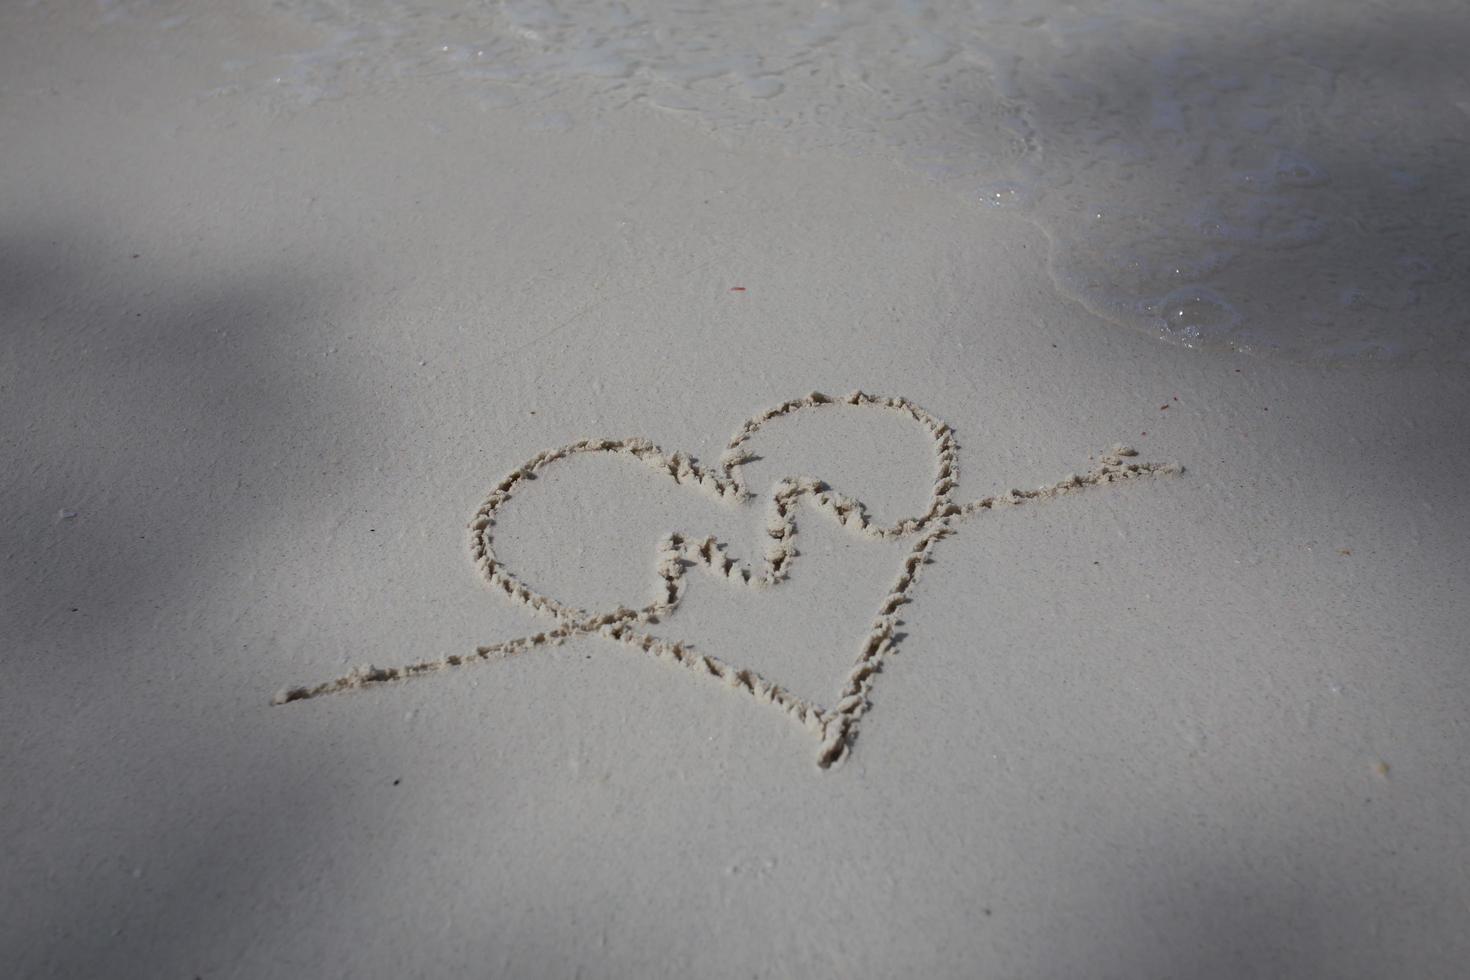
(276, 391), (1179, 767)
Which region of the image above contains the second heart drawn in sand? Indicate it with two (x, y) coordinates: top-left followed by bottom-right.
(276, 391), (1181, 767)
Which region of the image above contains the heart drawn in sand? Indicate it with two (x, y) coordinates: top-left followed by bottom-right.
(276, 391), (1179, 768)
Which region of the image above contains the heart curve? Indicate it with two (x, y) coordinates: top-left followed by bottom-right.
(275, 391), (1178, 768)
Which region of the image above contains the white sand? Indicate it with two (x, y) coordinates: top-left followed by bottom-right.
(3, 3), (1468, 977)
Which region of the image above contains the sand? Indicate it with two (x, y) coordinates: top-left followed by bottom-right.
(3, 3), (1468, 978)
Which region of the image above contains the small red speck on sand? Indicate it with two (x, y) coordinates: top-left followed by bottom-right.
(729, 286), (746, 292)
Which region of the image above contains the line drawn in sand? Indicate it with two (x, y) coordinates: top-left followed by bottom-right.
(276, 391), (1181, 767)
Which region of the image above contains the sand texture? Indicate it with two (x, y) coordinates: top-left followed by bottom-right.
(3, 4), (1469, 978)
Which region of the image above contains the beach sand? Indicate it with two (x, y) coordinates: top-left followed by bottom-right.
(3, 3), (1468, 977)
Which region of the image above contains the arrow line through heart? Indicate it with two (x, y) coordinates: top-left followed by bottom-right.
(274, 390), (1181, 768)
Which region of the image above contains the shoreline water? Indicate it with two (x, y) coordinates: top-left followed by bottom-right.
(56, 0), (1470, 362)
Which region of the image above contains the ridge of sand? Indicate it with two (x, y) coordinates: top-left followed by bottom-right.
(275, 390), (1179, 767)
